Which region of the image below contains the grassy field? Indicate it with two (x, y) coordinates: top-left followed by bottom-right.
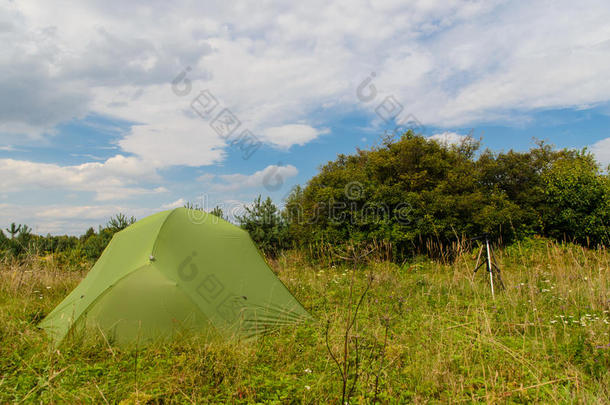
(1, 237), (609, 404)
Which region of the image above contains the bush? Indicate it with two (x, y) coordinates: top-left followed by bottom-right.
(542, 152), (610, 246)
(284, 132), (610, 260)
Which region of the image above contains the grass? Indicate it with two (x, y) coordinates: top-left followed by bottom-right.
(0, 237), (609, 403)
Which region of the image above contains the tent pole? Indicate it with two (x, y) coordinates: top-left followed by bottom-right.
(486, 237), (495, 300)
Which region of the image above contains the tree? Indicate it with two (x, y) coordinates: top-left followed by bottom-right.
(18, 225), (32, 237)
(542, 151), (610, 246)
(285, 131), (609, 260)
(210, 206), (225, 219)
(106, 213), (136, 233)
(6, 223), (21, 239)
(0, 229), (8, 250)
(237, 196), (289, 257)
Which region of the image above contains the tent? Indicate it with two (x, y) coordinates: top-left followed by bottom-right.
(39, 208), (310, 345)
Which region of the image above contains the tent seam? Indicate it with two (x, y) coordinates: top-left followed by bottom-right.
(151, 208), (181, 257)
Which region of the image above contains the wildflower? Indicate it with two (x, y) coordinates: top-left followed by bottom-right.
(550, 320), (557, 324)
(46, 286), (51, 289)
(305, 385), (311, 390)
(304, 368), (312, 374)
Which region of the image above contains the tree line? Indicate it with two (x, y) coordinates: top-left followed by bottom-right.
(2, 132), (609, 263)
(241, 132), (610, 259)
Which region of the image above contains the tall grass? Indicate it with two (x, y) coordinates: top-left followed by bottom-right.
(0, 237), (608, 403)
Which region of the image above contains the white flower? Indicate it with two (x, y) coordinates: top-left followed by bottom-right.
(305, 385), (311, 390)
(304, 368), (312, 374)
(550, 320), (557, 324)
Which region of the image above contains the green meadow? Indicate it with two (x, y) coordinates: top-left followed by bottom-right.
(1, 237), (608, 403)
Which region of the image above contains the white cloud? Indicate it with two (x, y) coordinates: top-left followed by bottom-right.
(589, 137), (610, 168)
(0, 155), (166, 201)
(0, 203), (157, 235)
(5, 0), (609, 158)
(211, 164), (299, 192)
(261, 125), (329, 148)
(161, 198), (186, 209)
(428, 131), (469, 146)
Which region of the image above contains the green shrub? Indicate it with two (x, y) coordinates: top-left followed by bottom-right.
(542, 152), (610, 246)
(284, 132), (610, 260)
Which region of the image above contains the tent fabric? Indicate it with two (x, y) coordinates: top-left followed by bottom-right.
(39, 208), (310, 345)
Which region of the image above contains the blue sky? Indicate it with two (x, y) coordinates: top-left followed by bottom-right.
(1, 1), (610, 234)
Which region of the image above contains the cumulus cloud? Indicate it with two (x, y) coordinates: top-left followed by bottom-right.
(428, 131), (469, 146)
(161, 198), (186, 209)
(589, 137), (610, 168)
(0, 155), (166, 201)
(5, 0), (610, 154)
(205, 164), (299, 192)
(261, 125), (329, 148)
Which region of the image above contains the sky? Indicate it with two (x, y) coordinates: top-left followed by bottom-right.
(1, 0), (610, 235)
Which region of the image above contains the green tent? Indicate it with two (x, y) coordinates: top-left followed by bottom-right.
(40, 208), (310, 345)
